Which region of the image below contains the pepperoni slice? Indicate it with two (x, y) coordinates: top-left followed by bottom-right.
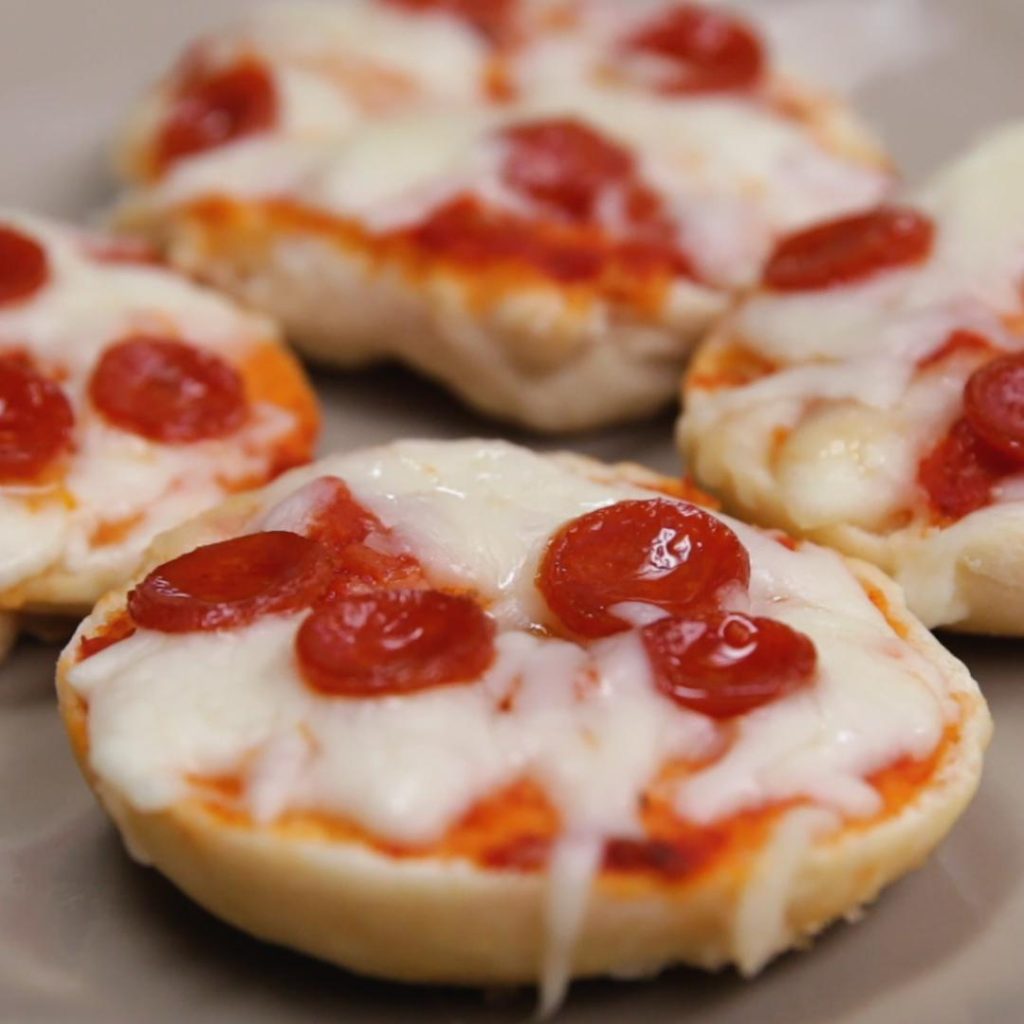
(156, 59), (277, 172)
(498, 117), (683, 248)
(642, 611), (816, 719)
(917, 418), (1014, 521)
(301, 477), (423, 590)
(623, 4), (765, 95)
(0, 226), (49, 307)
(0, 357), (74, 483)
(89, 336), (247, 443)
(384, 0), (517, 45)
(762, 206), (935, 292)
(500, 119), (636, 224)
(296, 589), (496, 697)
(128, 531), (332, 633)
(537, 499), (750, 638)
(963, 352), (1024, 462)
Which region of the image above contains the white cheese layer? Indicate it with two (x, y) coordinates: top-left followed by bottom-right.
(68, 441), (951, 849)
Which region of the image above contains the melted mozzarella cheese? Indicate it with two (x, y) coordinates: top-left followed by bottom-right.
(69, 441), (952, 842)
(0, 211), (299, 596)
(732, 806), (839, 975)
(682, 124), (1024, 629)
(0, 495), (69, 593)
(243, 1), (488, 104)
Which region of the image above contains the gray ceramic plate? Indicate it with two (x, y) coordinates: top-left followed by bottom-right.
(1, 2), (1022, 1022)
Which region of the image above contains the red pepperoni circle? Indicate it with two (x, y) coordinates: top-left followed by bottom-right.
(763, 206), (935, 292)
(624, 4), (765, 95)
(0, 226), (49, 307)
(500, 118), (636, 224)
(128, 531), (332, 633)
(385, 0), (516, 45)
(917, 418), (1013, 521)
(537, 499), (751, 638)
(296, 588), (496, 697)
(0, 358), (74, 483)
(156, 59), (277, 172)
(90, 336), (247, 443)
(963, 352), (1024, 463)
(642, 611), (816, 719)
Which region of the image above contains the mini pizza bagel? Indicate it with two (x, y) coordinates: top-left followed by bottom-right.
(58, 440), (989, 1008)
(0, 211), (318, 640)
(680, 122), (1024, 635)
(112, 1), (891, 431)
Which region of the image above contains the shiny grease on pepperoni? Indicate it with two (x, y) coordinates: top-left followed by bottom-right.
(128, 531), (332, 633)
(537, 499), (750, 638)
(0, 226), (49, 306)
(0, 357), (74, 483)
(622, 4), (765, 95)
(642, 611), (816, 718)
(296, 588), (496, 697)
(156, 58), (277, 172)
(89, 336), (247, 443)
(763, 206), (935, 292)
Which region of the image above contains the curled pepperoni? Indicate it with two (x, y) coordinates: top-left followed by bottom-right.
(763, 206), (934, 292)
(537, 499), (750, 638)
(0, 357), (74, 483)
(385, 0), (516, 45)
(0, 226), (49, 306)
(128, 531), (332, 633)
(642, 611), (816, 719)
(89, 336), (247, 443)
(917, 418), (1013, 521)
(296, 589), (496, 697)
(963, 352), (1024, 462)
(156, 59), (277, 172)
(623, 4), (765, 95)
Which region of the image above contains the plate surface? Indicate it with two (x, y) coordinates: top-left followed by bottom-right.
(1, 2), (1022, 1022)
